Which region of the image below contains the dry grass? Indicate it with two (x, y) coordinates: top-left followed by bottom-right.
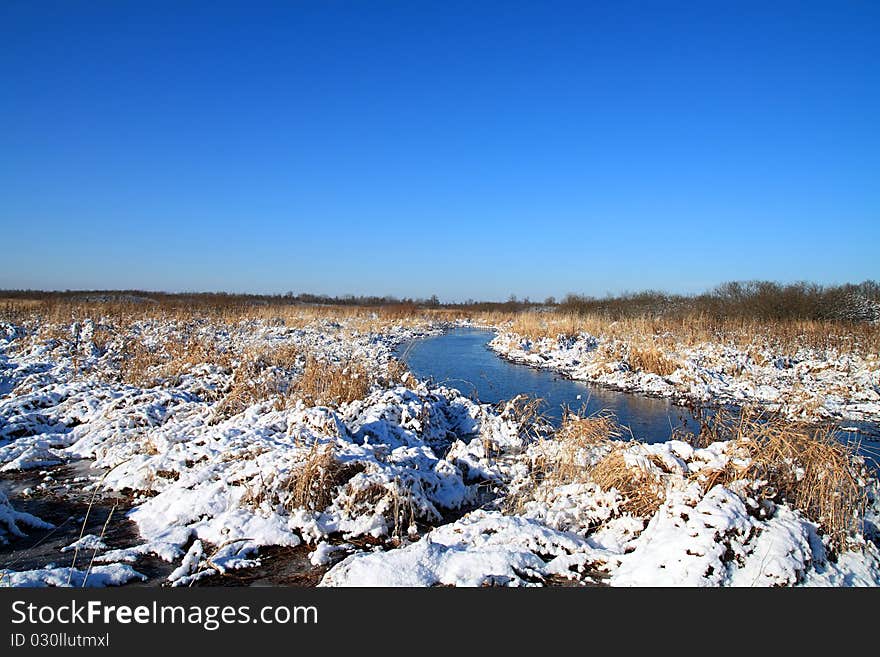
(492, 394), (553, 454)
(505, 411), (624, 513)
(119, 334), (232, 387)
(212, 358), (283, 421)
(693, 410), (869, 552)
(8, 299), (401, 417)
(508, 312), (583, 341)
(2, 297), (447, 339)
(6, 296), (878, 359)
(340, 477), (417, 542)
(212, 352), (406, 421)
(266, 342), (301, 369)
(116, 338), (161, 386)
(293, 357), (373, 407)
(283, 442), (356, 512)
(589, 449), (667, 517)
(381, 357), (413, 388)
(0, 298), (44, 309)
(545, 412), (665, 517)
(3, 296), (437, 425)
(546, 411), (622, 482)
(627, 343), (680, 376)
(510, 408), (872, 552)
(480, 310), (880, 357)
(272, 442), (413, 528)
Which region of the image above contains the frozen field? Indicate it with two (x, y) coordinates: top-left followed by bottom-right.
(1, 311), (878, 587)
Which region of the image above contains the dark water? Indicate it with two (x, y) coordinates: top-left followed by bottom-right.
(398, 327), (700, 443)
(398, 327), (880, 469)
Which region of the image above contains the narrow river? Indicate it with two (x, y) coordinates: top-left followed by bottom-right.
(399, 327), (700, 443)
(399, 327), (880, 472)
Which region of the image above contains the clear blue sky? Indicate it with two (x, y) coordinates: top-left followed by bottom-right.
(1, 1), (878, 301)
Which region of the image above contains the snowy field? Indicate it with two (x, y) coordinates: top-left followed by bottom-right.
(0, 312), (878, 587)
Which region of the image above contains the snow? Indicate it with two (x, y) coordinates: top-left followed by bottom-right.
(0, 445), (64, 472)
(489, 330), (880, 424)
(308, 541), (351, 566)
(0, 488), (52, 545)
(612, 484), (790, 587)
(60, 534), (107, 553)
(167, 539), (205, 585)
(0, 564), (146, 587)
(320, 510), (606, 587)
(0, 316), (525, 584)
(324, 436), (880, 587)
(1, 314), (878, 587)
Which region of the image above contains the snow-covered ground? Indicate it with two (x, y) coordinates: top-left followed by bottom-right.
(0, 315), (878, 587)
(489, 330), (880, 424)
(322, 431), (880, 587)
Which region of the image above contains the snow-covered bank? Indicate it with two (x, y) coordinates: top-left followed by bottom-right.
(322, 425), (880, 587)
(1, 314), (878, 587)
(488, 330), (880, 424)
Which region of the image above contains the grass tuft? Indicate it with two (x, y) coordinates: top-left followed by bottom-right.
(692, 410), (869, 552)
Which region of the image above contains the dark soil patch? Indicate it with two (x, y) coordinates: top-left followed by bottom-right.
(193, 544), (331, 587)
(1, 461), (174, 584)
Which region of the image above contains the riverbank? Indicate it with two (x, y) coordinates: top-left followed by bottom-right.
(487, 318), (880, 427)
(1, 307), (879, 586)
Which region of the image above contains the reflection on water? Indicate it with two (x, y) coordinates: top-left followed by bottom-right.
(398, 327), (880, 470)
(398, 327), (699, 443)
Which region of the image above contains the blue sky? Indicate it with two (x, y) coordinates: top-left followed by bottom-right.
(1, 1), (878, 301)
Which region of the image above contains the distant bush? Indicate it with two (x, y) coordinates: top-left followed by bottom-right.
(559, 280), (880, 323)
(2, 280), (878, 323)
